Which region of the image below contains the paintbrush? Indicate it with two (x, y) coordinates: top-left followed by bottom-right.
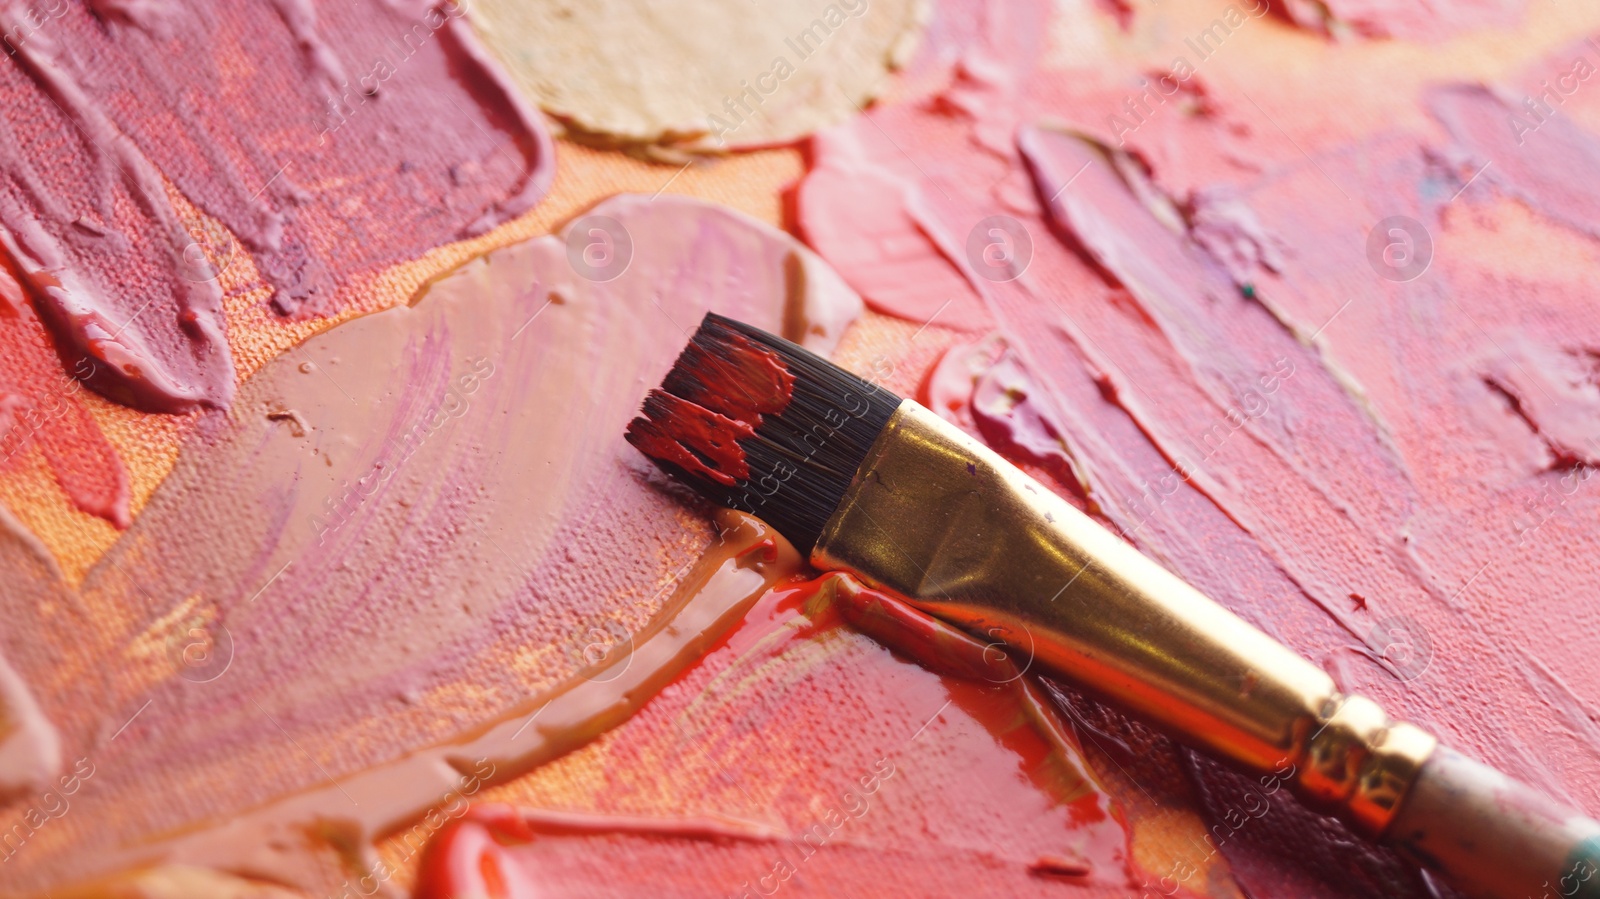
(625, 313), (1600, 899)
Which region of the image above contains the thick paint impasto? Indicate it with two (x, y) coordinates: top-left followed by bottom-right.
(0, 0), (552, 526)
(1, 0), (1599, 897)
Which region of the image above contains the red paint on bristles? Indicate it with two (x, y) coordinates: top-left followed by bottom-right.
(626, 321), (795, 487)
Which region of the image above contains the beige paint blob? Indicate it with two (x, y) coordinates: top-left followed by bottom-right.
(468, 0), (927, 154)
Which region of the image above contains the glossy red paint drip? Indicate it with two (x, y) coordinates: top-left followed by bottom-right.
(416, 573), (1129, 897)
(416, 805), (783, 899)
(826, 573), (1116, 818)
(736, 536), (780, 565)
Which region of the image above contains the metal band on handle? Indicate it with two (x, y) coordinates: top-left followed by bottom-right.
(812, 399), (1435, 838)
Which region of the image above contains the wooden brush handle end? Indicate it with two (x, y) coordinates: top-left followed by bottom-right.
(1384, 747), (1600, 899)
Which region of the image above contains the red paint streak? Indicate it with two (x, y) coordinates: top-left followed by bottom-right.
(736, 536), (779, 565)
(626, 390), (755, 486)
(627, 330), (796, 486)
(662, 332), (795, 425)
(831, 573), (1020, 684)
(417, 809), (520, 899)
(1270, 0), (1523, 41)
(417, 573), (1129, 897)
(416, 805), (782, 899)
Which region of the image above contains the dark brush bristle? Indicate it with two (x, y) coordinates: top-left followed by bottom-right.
(625, 313), (901, 554)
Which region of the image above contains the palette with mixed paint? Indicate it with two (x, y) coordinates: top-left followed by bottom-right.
(0, 1), (1596, 897)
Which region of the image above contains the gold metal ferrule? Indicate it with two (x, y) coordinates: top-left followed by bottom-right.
(812, 400), (1436, 837)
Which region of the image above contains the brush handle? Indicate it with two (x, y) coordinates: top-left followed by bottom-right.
(813, 399), (1600, 899)
(1385, 748), (1600, 899)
